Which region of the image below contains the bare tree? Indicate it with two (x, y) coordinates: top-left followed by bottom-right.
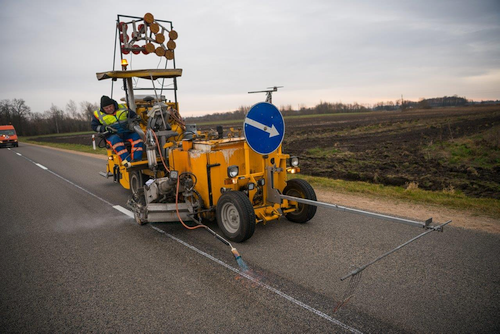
(49, 104), (64, 133)
(0, 99), (12, 124)
(66, 100), (78, 119)
(80, 101), (97, 122)
(1, 99), (31, 135)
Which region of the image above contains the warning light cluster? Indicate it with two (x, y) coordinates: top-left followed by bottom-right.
(118, 12), (178, 60)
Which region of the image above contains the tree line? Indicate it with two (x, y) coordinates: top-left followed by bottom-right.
(1, 94), (490, 136)
(373, 95), (469, 111)
(185, 95), (474, 123)
(0, 99), (97, 136)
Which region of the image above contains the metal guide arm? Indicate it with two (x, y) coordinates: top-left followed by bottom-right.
(340, 220), (452, 280)
(280, 194), (453, 279)
(281, 194), (439, 229)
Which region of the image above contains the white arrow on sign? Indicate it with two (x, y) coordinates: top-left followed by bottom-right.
(244, 117), (280, 138)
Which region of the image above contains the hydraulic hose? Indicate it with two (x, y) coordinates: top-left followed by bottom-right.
(151, 129), (170, 173)
(173, 175), (246, 265)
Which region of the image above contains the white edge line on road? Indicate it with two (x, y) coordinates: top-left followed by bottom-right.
(113, 205), (134, 218)
(16, 150), (362, 334)
(17, 153), (115, 207)
(35, 163), (48, 170)
(16, 152), (22, 156)
(135, 208), (361, 333)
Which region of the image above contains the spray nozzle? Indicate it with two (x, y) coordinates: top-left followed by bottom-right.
(231, 247), (249, 272)
(231, 247), (241, 259)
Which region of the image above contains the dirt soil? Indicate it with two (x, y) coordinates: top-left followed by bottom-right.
(281, 105), (500, 199)
(33, 105), (500, 199)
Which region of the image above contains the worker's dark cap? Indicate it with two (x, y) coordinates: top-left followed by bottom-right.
(100, 95), (116, 109)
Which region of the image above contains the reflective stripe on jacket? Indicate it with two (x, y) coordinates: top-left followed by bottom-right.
(93, 104), (129, 127)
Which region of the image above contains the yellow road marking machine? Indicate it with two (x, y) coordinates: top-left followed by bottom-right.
(97, 14), (451, 295)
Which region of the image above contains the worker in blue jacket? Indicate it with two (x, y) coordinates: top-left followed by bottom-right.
(91, 95), (143, 167)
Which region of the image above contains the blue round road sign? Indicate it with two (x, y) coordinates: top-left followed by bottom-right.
(244, 102), (285, 155)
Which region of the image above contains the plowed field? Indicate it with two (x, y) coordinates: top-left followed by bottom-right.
(30, 105), (500, 199)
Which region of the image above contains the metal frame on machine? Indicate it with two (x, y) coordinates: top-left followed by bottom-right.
(111, 14), (180, 110)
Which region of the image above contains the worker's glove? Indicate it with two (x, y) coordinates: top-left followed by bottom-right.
(105, 126), (118, 134)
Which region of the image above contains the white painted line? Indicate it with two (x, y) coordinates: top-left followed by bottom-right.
(17, 153), (115, 207)
(14, 149), (362, 333)
(16, 153), (22, 156)
(35, 163), (48, 170)
(148, 225), (363, 333)
(113, 205), (134, 218)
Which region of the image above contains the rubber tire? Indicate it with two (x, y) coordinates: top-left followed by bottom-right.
(283, 179), (317, 223)
(216, 191), (256, 243)
(129, 171), (143, 197)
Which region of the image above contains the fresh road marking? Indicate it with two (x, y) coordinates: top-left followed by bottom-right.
(113, 205), (134, 218)
(35, 163), (48, 170)
(14, 149), (363, 334)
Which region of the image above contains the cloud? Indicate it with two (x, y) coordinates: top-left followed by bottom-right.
(0, 0), (498, 116)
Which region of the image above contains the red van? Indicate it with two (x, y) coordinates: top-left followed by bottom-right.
(0, 125), (19, 148)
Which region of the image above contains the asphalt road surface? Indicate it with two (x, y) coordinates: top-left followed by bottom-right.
(1, 144), (499, 333)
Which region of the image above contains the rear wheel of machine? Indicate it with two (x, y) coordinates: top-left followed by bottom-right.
(283, 179), (317, 223)
(129, 171), (143, 197)
(131, 188), (148, 225)
(216, 191), (256, 243)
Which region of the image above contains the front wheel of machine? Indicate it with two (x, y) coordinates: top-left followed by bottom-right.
(216, 191), (256, 243)
(283, 179), (317, 223)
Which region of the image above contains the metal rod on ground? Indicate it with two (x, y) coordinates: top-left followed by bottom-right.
(188, 215), (232, 248)
(280, 194), (432, 229)
(340, 220), (452, 281)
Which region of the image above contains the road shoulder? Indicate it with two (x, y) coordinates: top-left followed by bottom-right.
(22, 142), (499, 234)
(315, 188), (500, 234)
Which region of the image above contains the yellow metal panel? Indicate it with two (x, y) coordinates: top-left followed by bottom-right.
(106, 148), (131, 189)
(96, 69), (182, 81)
(168, 138), (291, 227)
(170, 148), (210, 207)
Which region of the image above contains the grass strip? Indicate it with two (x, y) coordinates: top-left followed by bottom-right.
(292, 174), (500, 219)
(20, 136), (499, 219)
(20, 138), (107, 155)
(23, 131), (95, 138)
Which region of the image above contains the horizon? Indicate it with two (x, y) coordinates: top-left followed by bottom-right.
(2, 93), (497, 119)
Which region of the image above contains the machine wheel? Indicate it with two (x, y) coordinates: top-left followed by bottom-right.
(129, 189), (148, 226)
(129, 171), (143, 197)
(216, 191), (256, 243)
(283, 179), (317, 223)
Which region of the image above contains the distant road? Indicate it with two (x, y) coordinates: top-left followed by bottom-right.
(1, 144), (498, 333)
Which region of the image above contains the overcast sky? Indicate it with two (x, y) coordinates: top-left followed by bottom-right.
(1, 0), (499, 116)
